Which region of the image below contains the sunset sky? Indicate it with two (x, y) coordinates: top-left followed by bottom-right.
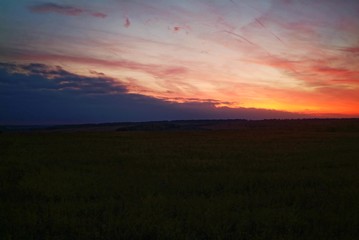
(1, 0), (359, 124)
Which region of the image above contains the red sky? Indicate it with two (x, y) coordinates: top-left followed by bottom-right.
(1, 0), (359, 123)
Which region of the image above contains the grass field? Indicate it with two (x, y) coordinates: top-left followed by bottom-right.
(1, 120), (359, 239)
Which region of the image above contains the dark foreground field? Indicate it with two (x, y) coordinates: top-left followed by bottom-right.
(1, 119), (359, 239)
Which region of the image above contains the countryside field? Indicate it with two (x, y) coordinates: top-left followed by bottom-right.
(1, 119), (359, 239)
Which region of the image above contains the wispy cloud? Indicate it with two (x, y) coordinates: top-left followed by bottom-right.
(28, 3), (107, 18)
(5, 52), (189, 80)
(339, 46), (359, 55)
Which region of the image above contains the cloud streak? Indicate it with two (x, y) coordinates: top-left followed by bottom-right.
(5, 51), (189, 81)
(28, 3), (107, 18)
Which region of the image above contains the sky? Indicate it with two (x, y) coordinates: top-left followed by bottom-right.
(1, 0), (359, 124)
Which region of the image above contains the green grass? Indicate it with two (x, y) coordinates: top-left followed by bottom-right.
(1, 126), (359, 239)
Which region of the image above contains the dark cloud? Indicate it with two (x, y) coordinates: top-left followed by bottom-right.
(0, 63), (126, 95)
(28, 3), (107, 18)
(124, 17), (131, 28)
(0, 62), (309, 125)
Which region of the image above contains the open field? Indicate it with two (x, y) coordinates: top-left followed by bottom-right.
(1, 119), (359, 239)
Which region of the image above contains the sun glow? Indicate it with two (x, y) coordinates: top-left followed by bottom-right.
(1, 0), (359, 124)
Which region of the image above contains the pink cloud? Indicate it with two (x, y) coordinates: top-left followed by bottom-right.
(340, 46), (359, 55)
(91, 12), (107, 19)
(249, 55), (299, 73)
(311, 66), (357, 76)
(29, 3), (107, 18)
(250, 49), (359, 90)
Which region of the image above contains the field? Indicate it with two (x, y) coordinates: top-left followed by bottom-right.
(1, 119), (359, 239)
